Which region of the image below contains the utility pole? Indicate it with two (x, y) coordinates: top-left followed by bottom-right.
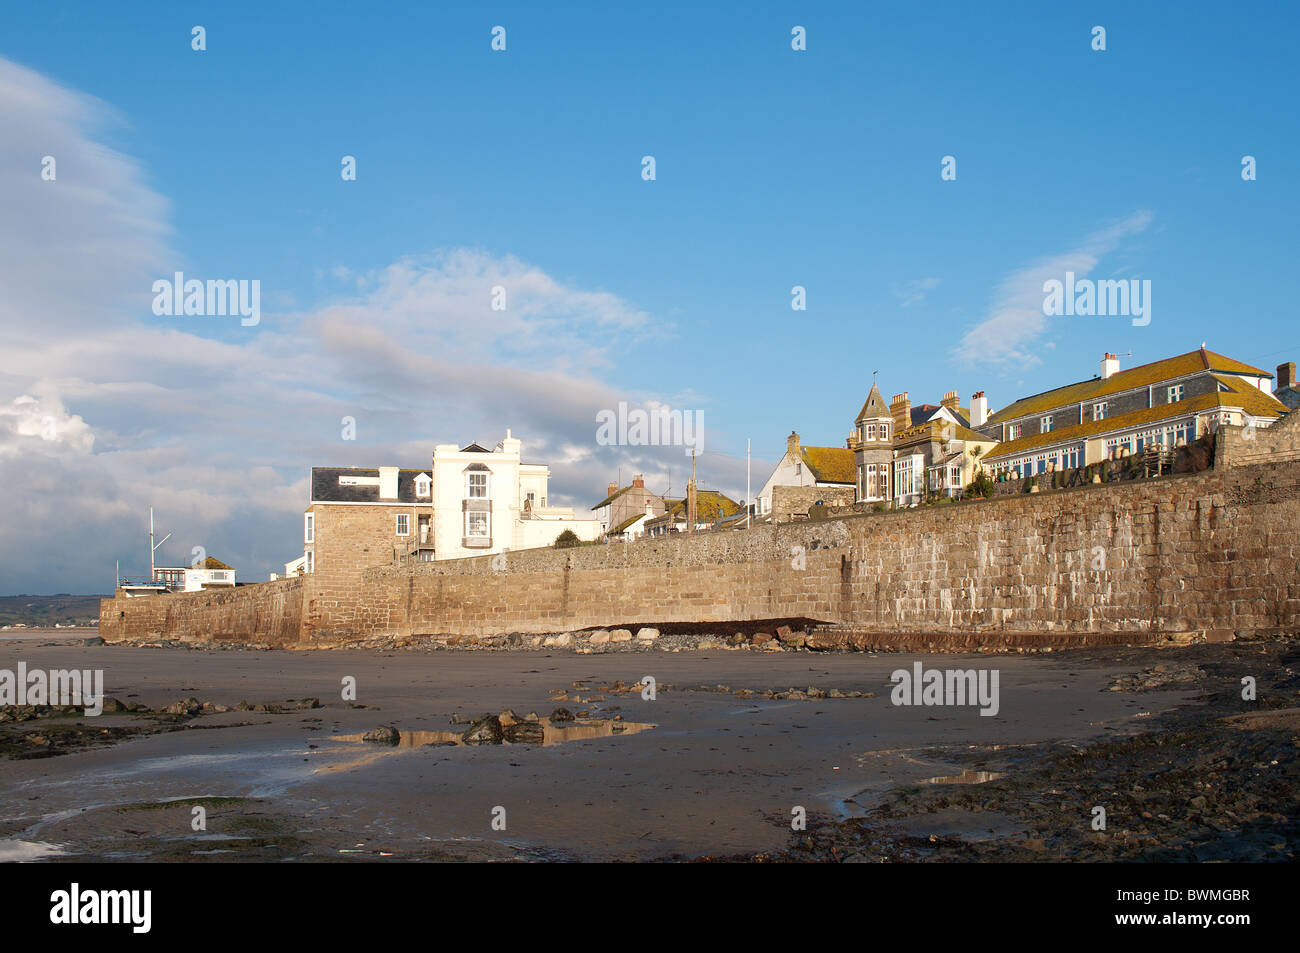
(746, 438), (751, 530)
(687, 450), (698, 534)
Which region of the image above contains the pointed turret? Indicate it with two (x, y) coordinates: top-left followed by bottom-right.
(855, 382), (891, 424)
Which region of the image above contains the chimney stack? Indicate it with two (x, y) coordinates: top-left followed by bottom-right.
(1278, 362), (1296, 391)
(941, 390), (960, 410)
(970, 391), (989, 428)
(632, 474), (645, 489)
(378, 466), (398, 501)
(889, 392), (911, 431)
(787, 431), (801, 455)
(1101, 353), (1121, 380)
(607, 481), (618, 498)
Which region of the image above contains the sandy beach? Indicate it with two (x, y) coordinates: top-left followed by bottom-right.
(8, 628), (1285, 862)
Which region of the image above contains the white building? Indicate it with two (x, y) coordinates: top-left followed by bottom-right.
(754, 431), (857, 517)
(427, 430), (602, 559)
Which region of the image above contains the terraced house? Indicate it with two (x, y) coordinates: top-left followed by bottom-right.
(975, 348), (1291, 478)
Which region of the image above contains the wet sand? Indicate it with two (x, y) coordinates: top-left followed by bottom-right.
(0, 629), (1196, 861)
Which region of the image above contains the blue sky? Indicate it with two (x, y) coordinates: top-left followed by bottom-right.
(2, 1), (1297, 592)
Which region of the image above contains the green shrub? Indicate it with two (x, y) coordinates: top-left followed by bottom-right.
(554, 529), (580, 548)
(965, 471), (994, 499)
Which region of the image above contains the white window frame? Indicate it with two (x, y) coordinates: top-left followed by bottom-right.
(396, 513), (410, 537)
(1041, 415), (1053, 433)
(1093, 402), (1108, 421)
(415, 476), (430, 497)
(304, 513), (314, 543)
(466, 471), (489, 499)
(465, 510), (489, 538)
(306, 551), (314, 573)
(1168, 385), (1185, 403)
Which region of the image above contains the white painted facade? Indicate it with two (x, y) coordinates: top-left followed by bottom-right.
(429, 430), (601, 560)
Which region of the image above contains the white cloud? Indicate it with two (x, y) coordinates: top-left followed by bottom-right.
(0, 57), (711, 593)
(952, 210), (1154, 368)
(0, 392), (94, 456)
(892, 277), (940, 307)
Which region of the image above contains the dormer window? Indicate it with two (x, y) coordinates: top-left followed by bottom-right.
(415, 474), (431, 497)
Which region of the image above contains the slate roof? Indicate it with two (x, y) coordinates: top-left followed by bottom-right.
(310, 467), (432, 503)
(855, 382), (891, 422)
(986, 349), (1272, 425)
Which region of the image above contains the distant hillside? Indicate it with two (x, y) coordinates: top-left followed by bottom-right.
(0, 594), (108, 627)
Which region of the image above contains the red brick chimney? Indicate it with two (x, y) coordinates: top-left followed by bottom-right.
(632, 474), (645, 488)
(607, 481), (618, 497)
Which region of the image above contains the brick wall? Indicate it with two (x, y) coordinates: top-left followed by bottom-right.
(101, 451), (1300, 648)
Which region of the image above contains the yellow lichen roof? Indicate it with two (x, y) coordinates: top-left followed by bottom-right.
(951, 424), (998, 444)
(985, 379), (1286, 460)
(662, 491), (742, 520)
(986, 349), (1272, 425)
(800, 446), (856, 484)
(611, 513), (646, 533)
(591, 485), (632, 510)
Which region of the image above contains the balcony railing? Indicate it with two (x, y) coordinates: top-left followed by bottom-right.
(119, 576), (184, 591)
